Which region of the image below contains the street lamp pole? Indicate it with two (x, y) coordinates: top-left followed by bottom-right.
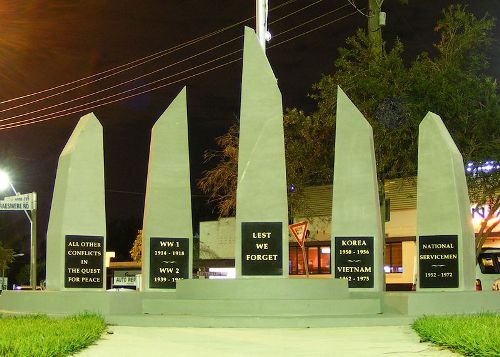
(0, 172), (37, 290)
(29, 199), (37, 291)
(256, 0), (269, 51)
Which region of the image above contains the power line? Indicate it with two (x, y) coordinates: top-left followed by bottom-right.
(0, 7), (358, 131)
(0, 21), (249, 107)
(347, 0), (372, 18)
(272, 4), (354, 39)
(0, 48), (242, 127)
(0, 0), (301, 107)
(0, 58), (242, 130)
(0, 0), (344, 123)
(0, 36), (244, 122)
(0, 6), (360, 131)
(269, 10), (360, 49)
(269, 0), (342, 25)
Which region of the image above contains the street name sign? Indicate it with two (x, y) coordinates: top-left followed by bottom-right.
(0, 193), (36, 211)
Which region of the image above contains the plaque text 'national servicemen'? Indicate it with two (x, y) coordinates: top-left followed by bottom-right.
(419, 235), (459, 288)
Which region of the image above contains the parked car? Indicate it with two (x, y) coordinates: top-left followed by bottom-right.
(13, 285), (43, 291)
(476, 248), (500, 291)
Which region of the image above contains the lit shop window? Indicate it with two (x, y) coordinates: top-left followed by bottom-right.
(289, 246), (331, 275)
(384, 242), (403, 273)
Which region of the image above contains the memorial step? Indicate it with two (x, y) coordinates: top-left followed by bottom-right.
(142, 297), (382, 316)
(107, 313), (410, 328)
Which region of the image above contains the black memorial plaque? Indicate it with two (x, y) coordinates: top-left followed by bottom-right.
(150, 237), (189, 289)
(65, 235), (104, 288)
(419, 235), (459, 288)
(242, 222), (282, 276)
(334, 236), (374, 288)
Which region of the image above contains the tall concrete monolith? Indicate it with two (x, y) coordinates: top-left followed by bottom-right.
(417, 112), (475, 290)
(235, 27), (288, 277)
(331, 87), (384, 291)
(46, 113), (106, 291)
(142, 88), (192, 290)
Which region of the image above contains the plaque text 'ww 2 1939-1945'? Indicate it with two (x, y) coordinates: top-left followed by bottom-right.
(150, 237), (189, 289)
(65, 235), (104, 288)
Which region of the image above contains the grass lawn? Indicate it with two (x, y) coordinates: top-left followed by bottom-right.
(0, 313), (106, 356)
(412, 314), (500, 356)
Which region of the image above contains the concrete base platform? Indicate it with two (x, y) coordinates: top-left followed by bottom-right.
(106, 314), (415, 328)
(143, 298), (381, 316)
(143, 277), (381, 316)
(1, 280), (499, 328)
(175, 278), (349, 299)
(383, 291), (500, 315)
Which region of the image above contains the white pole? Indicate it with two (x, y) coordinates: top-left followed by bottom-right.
(30, 195), (37, 290)
(256, 0), (268, 51)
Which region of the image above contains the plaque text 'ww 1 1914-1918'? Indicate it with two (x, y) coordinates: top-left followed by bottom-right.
(335, 236), (374, 288)
(65, 235), (104, 288)
(419, 234), (459, 288)
(242, 222), (282, 275)
(150, 237), (189, 289)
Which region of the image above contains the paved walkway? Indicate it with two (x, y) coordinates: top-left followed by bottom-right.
(77, 325), (459, 356)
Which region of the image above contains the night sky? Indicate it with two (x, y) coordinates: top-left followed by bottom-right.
(0, 0), (499, 261)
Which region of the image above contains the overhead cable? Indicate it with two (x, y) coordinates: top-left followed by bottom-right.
(0, 0), (302, 106)
(0, 0), (338, 120)
(0, 7), (360, 130)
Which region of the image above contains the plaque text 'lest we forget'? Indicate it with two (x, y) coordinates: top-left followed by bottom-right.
(242, 222), (282, 275)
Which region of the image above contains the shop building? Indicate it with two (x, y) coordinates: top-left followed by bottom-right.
(199, 179), (500, 288)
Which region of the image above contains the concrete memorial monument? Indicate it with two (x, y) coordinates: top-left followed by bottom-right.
(416, 112), (475, 290)
(46, 113), (106, 291)
(235, 27), (288, 277)
(331, 87), (384, 291)
(4, 32), (499, 324)
(142, 88), (193, 290)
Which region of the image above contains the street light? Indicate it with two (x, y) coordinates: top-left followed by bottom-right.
(0, 170), (37, 291)
(0, 171), (11, 191)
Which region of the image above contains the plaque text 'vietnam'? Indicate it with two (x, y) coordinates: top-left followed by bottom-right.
(335, 236), (374, 288)
(149, 237), (189, 289)
(65, 235), (104, 288)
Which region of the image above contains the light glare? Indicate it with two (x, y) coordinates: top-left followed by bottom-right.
(0, 171), (10, 191)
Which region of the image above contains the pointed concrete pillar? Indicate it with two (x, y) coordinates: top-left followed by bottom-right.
(235, 27), (288, 277)
(331, 87), (383, 291)
(417, 112), (475, 291)
(142, 88), (192, 291)
(46, 113), (106, 291)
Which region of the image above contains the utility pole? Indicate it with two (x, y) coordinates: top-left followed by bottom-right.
(256, 0), (269, 51)
(30, 195), (37, 290)
(368, 0), (383, 56)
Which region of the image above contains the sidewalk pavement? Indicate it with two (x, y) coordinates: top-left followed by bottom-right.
(77, 325), (459, 356)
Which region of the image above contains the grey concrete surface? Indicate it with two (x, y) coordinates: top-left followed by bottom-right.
(77, 325), (459, 356)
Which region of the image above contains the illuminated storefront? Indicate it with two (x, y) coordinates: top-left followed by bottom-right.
(199, 178), (499, 287)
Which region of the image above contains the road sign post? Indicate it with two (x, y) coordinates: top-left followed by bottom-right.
(289, 221), (309, 277)
(0, 192), (37, 290)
